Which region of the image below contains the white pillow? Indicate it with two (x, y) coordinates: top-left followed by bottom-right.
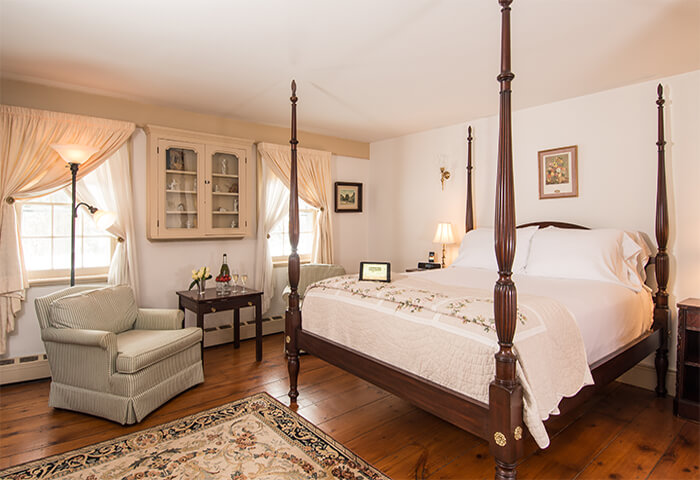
(625, 230), (653, 284)
(525, 227), (646, 291)
(452, 226), (539, 273)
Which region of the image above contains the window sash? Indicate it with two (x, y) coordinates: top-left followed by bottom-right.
(20, 190), (116, 281)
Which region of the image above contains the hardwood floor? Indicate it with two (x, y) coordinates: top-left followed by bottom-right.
(1, 333), (697, 479)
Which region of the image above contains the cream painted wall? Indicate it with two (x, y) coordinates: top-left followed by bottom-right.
(3, 133), (371, 359)
(368, 70), (700, 373)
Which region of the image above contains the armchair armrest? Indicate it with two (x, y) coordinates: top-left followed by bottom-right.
(41, 327), (116, 350)
(134, 308), (184, 330)
(41, 327), (118, 388)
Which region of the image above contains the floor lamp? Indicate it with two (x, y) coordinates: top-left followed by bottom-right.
(51, 144), (115, 286)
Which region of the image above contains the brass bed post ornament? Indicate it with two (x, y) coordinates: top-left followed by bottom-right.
(286, 79), (301, 403)
(466, 125), (474, 232)
(654, 83), (670, 397)
(490, 1), (524, 479)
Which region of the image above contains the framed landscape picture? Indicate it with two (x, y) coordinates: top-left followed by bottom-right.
(538, 145), (578, 199)
(334, 182), (363, 212)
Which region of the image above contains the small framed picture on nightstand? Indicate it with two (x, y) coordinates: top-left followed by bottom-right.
(359, 262), (391, 282)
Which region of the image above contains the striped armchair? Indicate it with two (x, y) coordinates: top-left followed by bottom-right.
(35, 285), (204, 424)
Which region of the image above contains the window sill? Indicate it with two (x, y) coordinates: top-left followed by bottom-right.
(28, 274), (109, 288)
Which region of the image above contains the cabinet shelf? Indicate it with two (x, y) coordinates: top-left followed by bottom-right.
(166, 190), (197, 194)
(166, 169), (197, 176)
(212, 211), (239, 215)
(212, 173), (239, 179)
(166, 211), (198, 215)
(212, 192), (239, 196)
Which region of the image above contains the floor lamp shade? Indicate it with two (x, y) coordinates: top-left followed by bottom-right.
(51, 144), (98, 165)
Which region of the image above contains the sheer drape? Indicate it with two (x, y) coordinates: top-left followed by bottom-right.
(254, 161), (290, 313)
(0, 105), (134, 354)
(257, 142), (333, 264)
(76, 143), (140, 302)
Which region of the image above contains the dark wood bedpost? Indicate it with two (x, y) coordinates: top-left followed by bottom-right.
(286, 79), (301, 403)
(489, 1), (523, 479)
(466, 125), (475, 232)
(653, 84), (670, 397)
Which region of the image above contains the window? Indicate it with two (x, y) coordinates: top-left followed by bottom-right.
(20, 189), (115, 281)
(269, 198), (315, 262)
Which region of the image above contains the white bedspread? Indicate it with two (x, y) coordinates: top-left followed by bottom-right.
(422, 267), (654, 364)
(301, 267), (652, 449)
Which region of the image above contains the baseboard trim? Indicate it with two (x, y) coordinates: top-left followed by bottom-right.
(617, 363), (676, 396)
(0, 356), (50, 385)
(0, 334), (673, 395)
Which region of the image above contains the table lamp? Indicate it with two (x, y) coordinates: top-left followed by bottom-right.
(433, 222), (456, 268)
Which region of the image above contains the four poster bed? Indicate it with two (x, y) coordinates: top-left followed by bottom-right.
(283, 1), (670, 478)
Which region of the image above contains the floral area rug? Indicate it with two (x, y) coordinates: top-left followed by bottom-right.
(0, 392), (389, 480)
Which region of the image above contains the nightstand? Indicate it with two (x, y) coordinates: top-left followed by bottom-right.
(675, 298), (700, 421)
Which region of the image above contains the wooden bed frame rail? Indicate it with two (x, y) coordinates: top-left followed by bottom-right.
(285, 2), (670, 478)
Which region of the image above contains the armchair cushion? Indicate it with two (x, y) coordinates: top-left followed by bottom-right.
(49, 285), (137, 333)
(115, 327), (202, 374)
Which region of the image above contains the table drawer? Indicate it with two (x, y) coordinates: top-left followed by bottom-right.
(684, 308), (700, 329)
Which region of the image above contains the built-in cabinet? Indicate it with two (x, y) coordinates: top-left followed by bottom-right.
(145, 126), (253, 240)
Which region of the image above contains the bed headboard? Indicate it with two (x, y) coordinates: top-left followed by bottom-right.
(516, 221), (589, 230)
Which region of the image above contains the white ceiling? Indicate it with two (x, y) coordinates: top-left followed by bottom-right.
(1, 0), (699, 143)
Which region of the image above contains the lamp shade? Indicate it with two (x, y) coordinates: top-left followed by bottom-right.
(93, 210), (117, 231)
(51, 144), (98, 165)
(433, 222), (456, 244)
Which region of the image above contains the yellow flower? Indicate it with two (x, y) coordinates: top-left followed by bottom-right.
(191, 274), (198, 280)
(192, 269), (198, 276)
(198, 266), (205, 277)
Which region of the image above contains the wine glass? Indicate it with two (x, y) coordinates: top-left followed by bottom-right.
(240, 273), (248, 291)
(231, 272), (239, 292)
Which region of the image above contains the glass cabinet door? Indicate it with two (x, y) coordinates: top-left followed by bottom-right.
(207, 147), (243, 233)
(161, 141), (200, 233)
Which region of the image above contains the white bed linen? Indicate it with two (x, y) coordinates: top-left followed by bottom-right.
(300, 266), (653, 448)
(422, 267), (654, 364)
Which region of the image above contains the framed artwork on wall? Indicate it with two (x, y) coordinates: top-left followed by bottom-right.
(334, 182), (363, 212)
(538, 145), (578, 199)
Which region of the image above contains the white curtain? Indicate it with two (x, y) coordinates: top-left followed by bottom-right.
(0, 105), (134, 354)
(256, 142), (334, 264)
(254, 161), (290, 313)
(76, 143), (140, 302)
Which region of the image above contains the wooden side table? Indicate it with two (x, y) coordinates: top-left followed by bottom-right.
(675, 298), (700, 421)
(177, 287), (263, 361)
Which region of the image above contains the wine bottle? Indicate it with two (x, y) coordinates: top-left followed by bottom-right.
(219, 254), (230, 277)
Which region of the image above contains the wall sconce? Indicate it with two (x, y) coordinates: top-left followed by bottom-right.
(440, 167), (450, 191)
